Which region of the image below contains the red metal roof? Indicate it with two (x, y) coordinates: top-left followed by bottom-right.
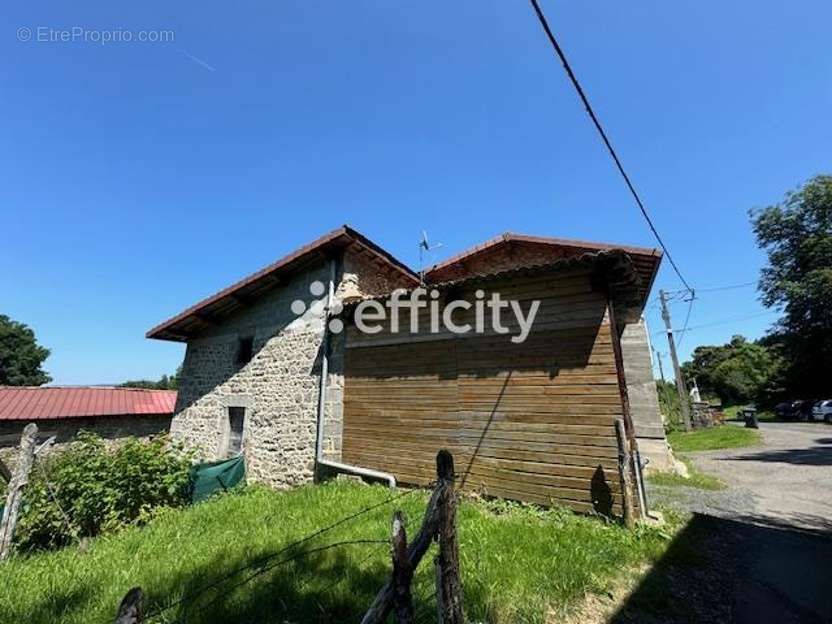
(0, 387), (177, 421)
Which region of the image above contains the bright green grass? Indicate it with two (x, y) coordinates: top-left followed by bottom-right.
(668, 425), (761, 453)
(0, 482), (678, 624)
(647, 458), (726, 491)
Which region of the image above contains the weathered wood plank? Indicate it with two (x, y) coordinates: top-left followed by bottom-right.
(342, 270), (625, 511)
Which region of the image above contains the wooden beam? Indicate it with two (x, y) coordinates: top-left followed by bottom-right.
(193, 313), (219, 327)
(435, 450), (463, 624)
(114, 587), (144, 624)
(615, 419), (635, 529)
(392, 511), (414, 623)
(0, 423), (38, 560)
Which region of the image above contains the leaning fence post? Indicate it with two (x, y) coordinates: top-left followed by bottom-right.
(614, 419), (635, 529)
(114, 587), (144, 624)
(435, 449), (463, 624)
(391, 511), (414, 624)
(0, 422), (38, 560)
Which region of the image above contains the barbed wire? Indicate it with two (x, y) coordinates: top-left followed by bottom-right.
(143, 484), (424, 621)
(162, 538), (390, 624)
(33, 454), (83, 546)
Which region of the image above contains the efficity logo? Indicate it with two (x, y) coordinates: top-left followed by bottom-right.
(291, 281), (540, 344)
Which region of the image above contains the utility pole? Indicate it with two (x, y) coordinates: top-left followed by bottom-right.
(652, 346), (666, 383)
(659, 290), (692, 431)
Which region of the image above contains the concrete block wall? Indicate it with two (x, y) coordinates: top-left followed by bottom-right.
(620, 318), (678, 473)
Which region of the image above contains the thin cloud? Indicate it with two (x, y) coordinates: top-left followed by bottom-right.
(178, 48), (216, 72)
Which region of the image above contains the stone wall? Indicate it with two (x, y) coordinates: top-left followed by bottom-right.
(0, 414), (171, 470)
(338, 249), (416, 302)
(171, 259), (345, 490)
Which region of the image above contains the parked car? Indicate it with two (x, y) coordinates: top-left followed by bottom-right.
(811, 400), (832, 422)
(775, 400), (823, 421)
(798, 400), (818, 421)
(775, 400), (807, 420)
(775, 401), (796, 419)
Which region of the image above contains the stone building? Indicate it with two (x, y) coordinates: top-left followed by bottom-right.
(148, 226), (674, 511)
(147, 227), (419, 489)
(0, 386), (175, 470)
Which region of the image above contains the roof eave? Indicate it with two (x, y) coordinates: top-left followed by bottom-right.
(146, 225), (419, 342)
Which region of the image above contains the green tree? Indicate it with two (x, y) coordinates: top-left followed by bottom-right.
(120, 365), (181, 390)
(656, 379), (683, 431)
(751, 175), (832, 397)
(0, 314), (51, 386)
(682, 335), (784, 406)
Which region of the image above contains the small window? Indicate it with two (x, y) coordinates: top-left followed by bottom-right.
(227, 407), (245, 456)
(235, 336), (254, 365)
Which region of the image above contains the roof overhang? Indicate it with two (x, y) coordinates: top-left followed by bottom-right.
(146, 225), (420, 342)
(424, 232), (662, 310)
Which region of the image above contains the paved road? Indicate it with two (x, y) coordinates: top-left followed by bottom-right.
(637, 422), (832, 623)
(690, 421), (832, 531)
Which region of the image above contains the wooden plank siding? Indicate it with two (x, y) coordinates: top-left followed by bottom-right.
(341, 269), (627, 514)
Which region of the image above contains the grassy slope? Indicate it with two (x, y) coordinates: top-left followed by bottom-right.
(647, 458), (726, 491)
(668, 426), (761, 453)
(0, 482), (676, 624)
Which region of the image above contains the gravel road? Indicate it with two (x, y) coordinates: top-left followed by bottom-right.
(651, 421), (832, 532)
(639, 421), (832, 623)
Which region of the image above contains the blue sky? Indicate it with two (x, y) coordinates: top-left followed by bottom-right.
(2, 1), (830, 385)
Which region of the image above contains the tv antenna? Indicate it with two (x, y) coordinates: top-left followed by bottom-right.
(419, 230), (443, 283)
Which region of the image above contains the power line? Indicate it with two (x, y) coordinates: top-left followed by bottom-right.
(528, 0), (692, 292)
(675, 294), (695, 348)
(652, 309), (778, 337)
(664, 280), (757, 297)
(695, 281), (757, 293)
(677, 310), (777, 334)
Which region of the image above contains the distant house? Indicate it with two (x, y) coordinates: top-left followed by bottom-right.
(0, 387), (176, 463)
(148, 226), (673, 514)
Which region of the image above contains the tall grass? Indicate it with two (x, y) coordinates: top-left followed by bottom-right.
(0, 482), (676, 624)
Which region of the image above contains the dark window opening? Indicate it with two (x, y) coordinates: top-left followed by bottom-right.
(236, 336), (254, 365)
(227, 407), (245, 456)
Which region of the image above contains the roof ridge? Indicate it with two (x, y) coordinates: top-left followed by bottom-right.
(0, 385), (177, 393)
(147, 225), (419, 342)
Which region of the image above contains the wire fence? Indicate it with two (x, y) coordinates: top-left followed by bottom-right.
(139, 485), (425, 623)
(112, 452), (462, 624)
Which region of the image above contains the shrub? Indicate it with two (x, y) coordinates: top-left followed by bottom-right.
(14, 431), (192, 551)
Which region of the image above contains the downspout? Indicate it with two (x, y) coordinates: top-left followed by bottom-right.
(315, 256), (396, 487)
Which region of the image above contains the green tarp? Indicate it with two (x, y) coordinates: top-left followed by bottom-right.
(190, 455), (246, 503)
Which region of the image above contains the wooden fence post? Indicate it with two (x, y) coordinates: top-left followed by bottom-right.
(435, 449), (463, 624)
(362, 478), (445, 624)
(362, 450), (459, 624)
(0, 458), (10, 484)
(114, 587), (144, 624)
(391, 511), (414, 624)
(614, 419), (635, 529)
(0, 423), (38, 560)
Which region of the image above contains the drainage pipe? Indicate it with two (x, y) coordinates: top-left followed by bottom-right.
(314, 257), (396, 487)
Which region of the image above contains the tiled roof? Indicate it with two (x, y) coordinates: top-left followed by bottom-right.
(146, 225), (420, 342)
(0, 386), (177, 421)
